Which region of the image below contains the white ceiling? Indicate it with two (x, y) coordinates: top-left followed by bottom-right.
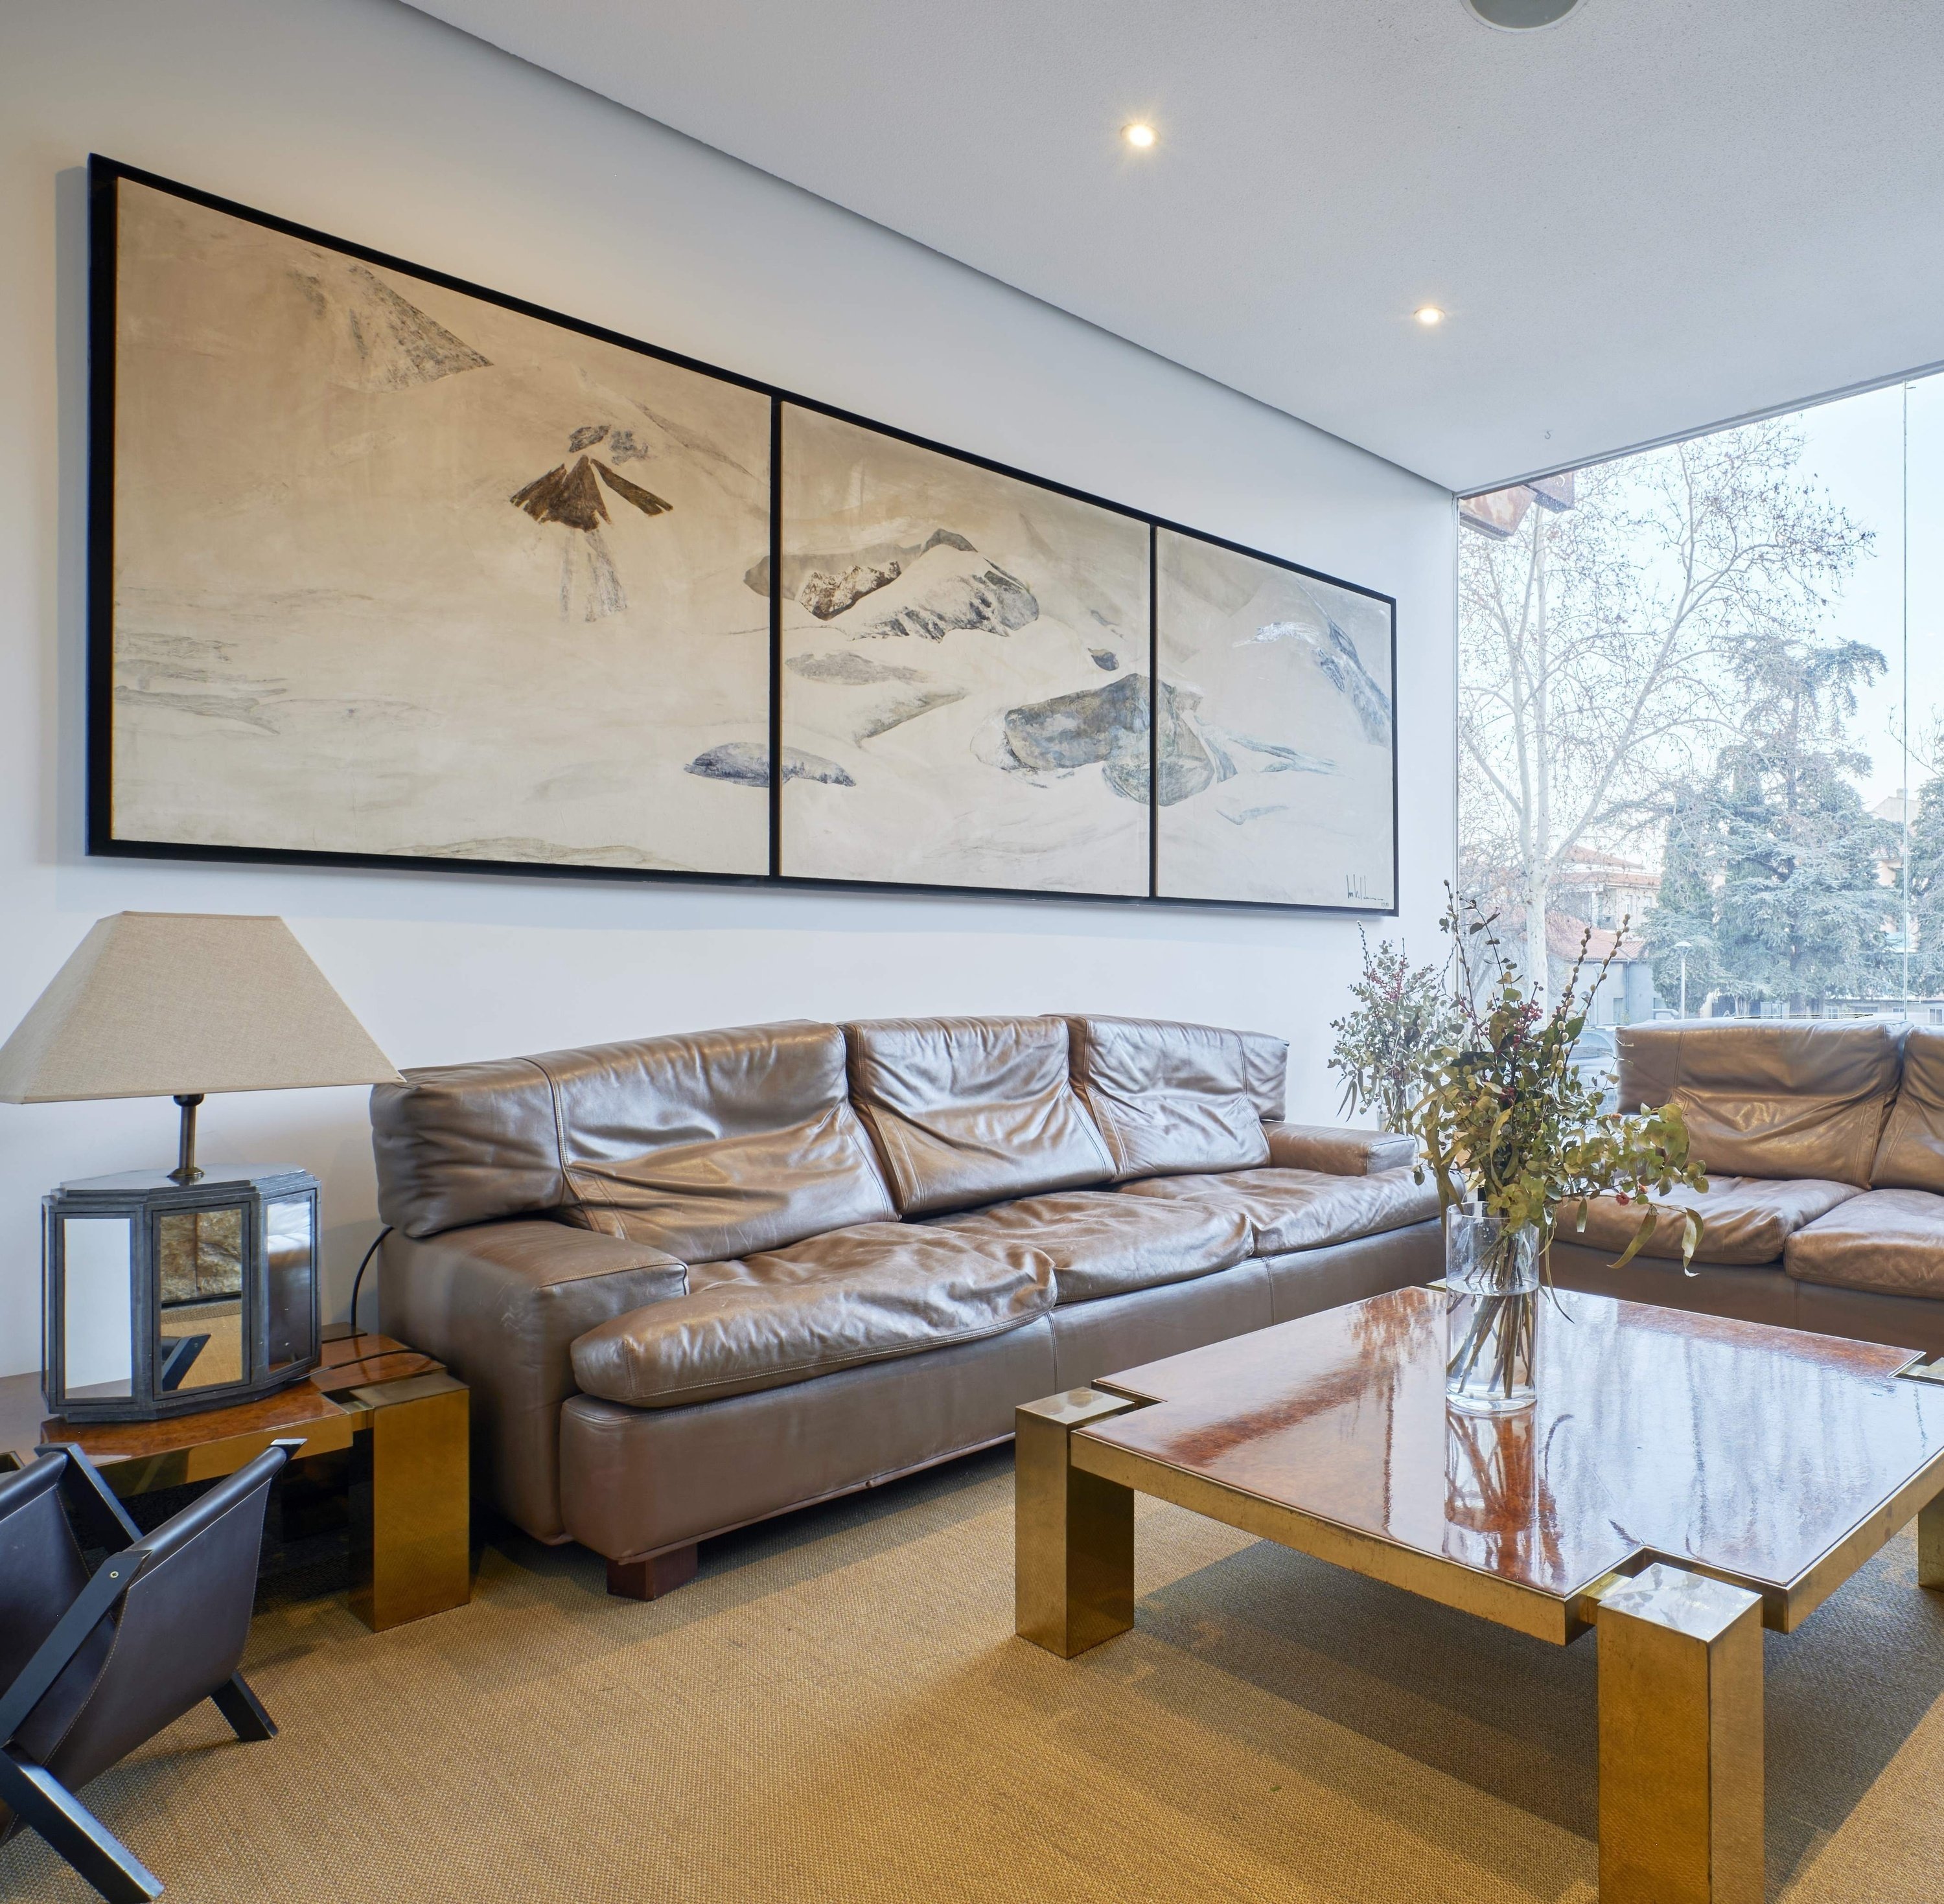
(403, 0), (1944, 493)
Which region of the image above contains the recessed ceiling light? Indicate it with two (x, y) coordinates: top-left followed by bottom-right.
(1464, 0), (1582, 27)
(1122, 123), (1157, 150)
(1415, 305), (1446, 327)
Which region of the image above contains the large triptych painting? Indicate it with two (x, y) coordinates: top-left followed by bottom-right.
(89, 159), (1398, 913)
(1155, 531), (1397, 910)
(776, 406), (1150, 896)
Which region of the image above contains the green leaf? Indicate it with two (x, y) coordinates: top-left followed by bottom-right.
(1610, 1206), (1660, 1271)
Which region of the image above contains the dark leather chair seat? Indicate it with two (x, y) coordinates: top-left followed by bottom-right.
(1118, 1165), (1438, 1257)
(931, 1189), (1253, 1303)
(1, 1443), (292, 1901)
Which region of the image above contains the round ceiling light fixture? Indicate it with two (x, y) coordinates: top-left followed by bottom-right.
(1415, 305), (1446, 327)
(1123, 122), (1157, 149)
(1464, 0), (1582, 27)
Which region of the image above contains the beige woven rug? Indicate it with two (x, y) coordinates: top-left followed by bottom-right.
(6, 1449), (1944, 1903)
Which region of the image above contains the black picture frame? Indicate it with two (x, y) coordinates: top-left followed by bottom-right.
(86, 154), (1400, 916)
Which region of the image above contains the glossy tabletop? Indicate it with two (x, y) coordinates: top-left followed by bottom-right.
(1078, 1286), (1944, 1637)
(6, 1333), (444, 1493)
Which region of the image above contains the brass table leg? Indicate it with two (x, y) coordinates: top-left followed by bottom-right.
(1597, 1563), (1764, 1904)
(347, 1371), (471, 1632)
(1919, 1491), (1944, 1589)
(1014, 1390), (1137, 1658)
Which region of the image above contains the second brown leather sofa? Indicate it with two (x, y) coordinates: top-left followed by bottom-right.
(1553, 1018), (1944, 1356)
(371, 1012), (1439, 1597)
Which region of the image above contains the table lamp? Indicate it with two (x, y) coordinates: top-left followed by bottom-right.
(0, 912), (403, 1421)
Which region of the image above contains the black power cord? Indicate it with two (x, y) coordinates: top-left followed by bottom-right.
(346, 1226), (393, 1340)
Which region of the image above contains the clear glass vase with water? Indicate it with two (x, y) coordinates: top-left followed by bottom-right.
(1444, 1203), (1539, 1414)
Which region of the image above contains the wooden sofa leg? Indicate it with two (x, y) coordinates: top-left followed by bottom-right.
(606, 1544), (699, 1601)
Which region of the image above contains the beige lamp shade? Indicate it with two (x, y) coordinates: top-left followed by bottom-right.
(0, 912), (403, 1103)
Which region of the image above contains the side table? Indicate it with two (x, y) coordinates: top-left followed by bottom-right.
(0, 1331), (470, 1632)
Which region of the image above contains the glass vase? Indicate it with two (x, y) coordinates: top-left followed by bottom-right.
(1444, 1204), (1539, 1415)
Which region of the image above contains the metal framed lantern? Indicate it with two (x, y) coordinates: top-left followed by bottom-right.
(0, 912), (402, 1425)
(44, 1165), (322, 1419)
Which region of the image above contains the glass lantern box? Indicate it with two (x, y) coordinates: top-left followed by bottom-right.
(42, 1165), (321, 1421)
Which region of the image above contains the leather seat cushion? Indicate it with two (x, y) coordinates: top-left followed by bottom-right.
(569, 1223), (1053, 1408)
(1568, 1176), (1862, 1267)
(931, 1189), (1253, 1304)
(1785, 1187), (1944, 1298)
(844, 1016), (1113, 1216)
(1120, 1165), (1438, 1256)
(1065, 1016), (1272, 1180)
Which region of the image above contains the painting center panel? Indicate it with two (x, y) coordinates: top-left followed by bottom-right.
(776, 405), (1152, 899)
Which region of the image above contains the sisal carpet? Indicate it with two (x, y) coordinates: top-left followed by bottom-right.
(6, 1450), (1944, 1903)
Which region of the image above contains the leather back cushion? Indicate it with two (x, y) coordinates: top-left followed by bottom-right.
(1064, 1015), (1272, 1180)
(372, 1021), (894, 1252)
(1236, 1028), (1290, 1123)
(371, 1055), (568, 1237)
(1615, 1020), (1897, 1185)
(1873, 1026), (1944, 1193)
(845, 1016), (1113, 1216)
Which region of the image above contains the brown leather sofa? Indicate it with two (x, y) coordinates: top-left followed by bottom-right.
(1551, 1018), (1944, 1356)
(370, 1013), (1439, 1596)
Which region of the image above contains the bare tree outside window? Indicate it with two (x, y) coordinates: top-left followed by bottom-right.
(1459, 419), (1872, 1010)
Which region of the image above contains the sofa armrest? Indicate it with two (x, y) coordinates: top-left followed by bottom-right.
(1262, 1122), (1418, 1176)
(378, 1219), (687, 1541)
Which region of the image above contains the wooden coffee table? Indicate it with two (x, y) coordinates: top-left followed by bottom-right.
(1015, 1285), (1944, 1904)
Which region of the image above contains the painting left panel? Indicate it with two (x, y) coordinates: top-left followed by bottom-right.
(104, 176), (774, 875)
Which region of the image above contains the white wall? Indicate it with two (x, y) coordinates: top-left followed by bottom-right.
(0, 0), (1456, 1379)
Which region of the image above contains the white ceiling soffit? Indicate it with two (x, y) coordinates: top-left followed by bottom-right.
(403, 0), (1944, 494)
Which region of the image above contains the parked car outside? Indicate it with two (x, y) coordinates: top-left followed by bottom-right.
(1569, 1024), (1619, 1110)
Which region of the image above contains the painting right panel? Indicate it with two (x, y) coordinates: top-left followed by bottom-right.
(1155, 529), (1396, 908)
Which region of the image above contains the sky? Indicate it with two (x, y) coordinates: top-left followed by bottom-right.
(1790, 371), (1944, 810)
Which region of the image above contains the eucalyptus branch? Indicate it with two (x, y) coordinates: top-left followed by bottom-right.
(1328, 932), (1465, 1132)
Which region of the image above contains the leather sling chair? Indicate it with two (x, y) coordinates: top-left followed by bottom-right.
(0, 1438), (301, 1903)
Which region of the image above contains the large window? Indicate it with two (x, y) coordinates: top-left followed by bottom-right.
(1458, 376), (1943, 1022)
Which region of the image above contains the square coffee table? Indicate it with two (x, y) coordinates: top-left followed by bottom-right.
(1015, 1286), (1944, 1904)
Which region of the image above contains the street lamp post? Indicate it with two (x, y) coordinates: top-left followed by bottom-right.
(1674, 941), (1693, 1018)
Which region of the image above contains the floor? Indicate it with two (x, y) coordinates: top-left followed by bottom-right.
(5, 1449), (1944, 1903)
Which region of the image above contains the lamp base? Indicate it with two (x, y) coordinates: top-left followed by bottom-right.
(43, 1166), (321, 1423)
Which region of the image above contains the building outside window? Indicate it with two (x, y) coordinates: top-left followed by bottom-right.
(1458, 375), (1944, 1026)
